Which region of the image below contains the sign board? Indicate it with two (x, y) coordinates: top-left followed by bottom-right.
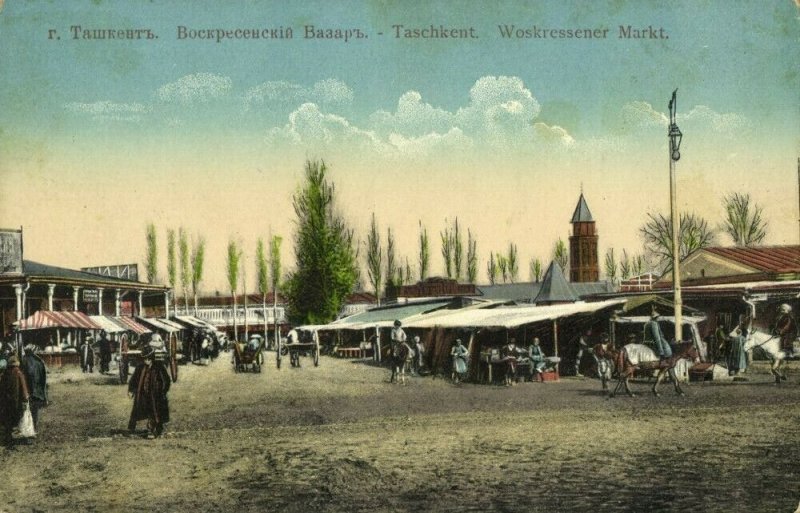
(0, 228), (23, 275)
(81, 264), (139, 282)
(83, 289), (99, 303)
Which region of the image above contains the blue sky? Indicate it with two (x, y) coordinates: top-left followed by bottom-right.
(0, 1), (798, 292)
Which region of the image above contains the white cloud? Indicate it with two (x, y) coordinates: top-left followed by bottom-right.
(533, 122), (575, 146)
(266, 102), (388, 154)
(387, 128), (473, 158)
(621, 100), (748, 134)
(622, 101), (668, 127)
(683, 105), (748, 134)
(65, 101), (150, 122)
(157, 73), (233, 104)
(245, 78), (353, 108)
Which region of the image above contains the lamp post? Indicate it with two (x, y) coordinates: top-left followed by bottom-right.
(668, 89), (683, 338)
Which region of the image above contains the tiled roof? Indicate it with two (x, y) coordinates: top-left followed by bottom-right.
(703, 246), (800, 273)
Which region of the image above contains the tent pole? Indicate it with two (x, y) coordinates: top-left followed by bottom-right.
(553, 320), (559, 374)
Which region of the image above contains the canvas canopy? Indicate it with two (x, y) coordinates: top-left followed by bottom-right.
(113, 316), (152, 335)
(16, 310), (101, 331)
(327, 300), (454, 331)
(158, 318), (187, 331)
(403, 299), (626, 330)
(136, 317), (180, 333)
(172, 315), (211, 330)
(89, 315), (127, 334)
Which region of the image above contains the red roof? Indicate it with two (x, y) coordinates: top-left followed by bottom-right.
(17, 310), (101, 331)
(703, 246), (800, 273)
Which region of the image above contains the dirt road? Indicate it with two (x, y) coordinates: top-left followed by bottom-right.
(1, 354), (798, 512)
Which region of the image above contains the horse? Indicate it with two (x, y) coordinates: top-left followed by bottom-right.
(741, 328), (788, 384)
(609, 342), (699, 398)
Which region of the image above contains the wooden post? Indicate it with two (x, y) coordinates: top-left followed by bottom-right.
(553, 320), (559, 374)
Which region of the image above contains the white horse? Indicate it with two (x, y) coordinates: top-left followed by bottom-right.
(742, 328), (787, 384)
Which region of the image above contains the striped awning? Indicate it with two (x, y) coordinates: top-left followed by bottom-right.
(17, 310), (102, 331)
(89, 315), (127, 334)
(159, 319), (187, 331)
(136, 317), (180, 333)
(114, 316), (152, 335)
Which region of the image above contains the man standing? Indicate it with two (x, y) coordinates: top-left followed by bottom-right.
(21, 345), (47, 436)
(97, 330), (112, 374)
(127, 346), (171, 439)
(646, 311), (672, 361)
(79, 335), (94, 373)
(573, 330), (591, 377)
(0, 354), (30, 449)
(528, 337), (547, 381)
(773, 304), (797, 357)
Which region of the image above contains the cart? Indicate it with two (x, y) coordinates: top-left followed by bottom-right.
(232, 338), (266, 373)
(117, 332), (178, 384)
(276, 329), (320, 369)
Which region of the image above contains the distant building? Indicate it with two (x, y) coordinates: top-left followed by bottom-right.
(385, 277), (477, 302)
(569, 192), (599, 282)
(619, 273), (657, 292)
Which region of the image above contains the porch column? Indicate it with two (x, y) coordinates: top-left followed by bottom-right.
(164, 291), (170, 318)
(115, 289), (121, 316)
(47, 283), (55, 311)
(13, 284), (23, 321)
(72, 286), (80, 311)
(98, 288), (104, 315)
(138, 291), (144, 316)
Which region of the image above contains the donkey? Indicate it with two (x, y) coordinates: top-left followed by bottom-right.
(609, 342), (699, 398)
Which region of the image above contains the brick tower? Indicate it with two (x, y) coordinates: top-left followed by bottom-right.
(569, 193), (599, 282)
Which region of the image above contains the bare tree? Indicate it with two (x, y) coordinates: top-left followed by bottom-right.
(256, 238), (269, 337)
(721, 192), (768, 246)
(640, 212), (715, 271)
(269, 234), (283, 346)
(226, 240), (241, 342)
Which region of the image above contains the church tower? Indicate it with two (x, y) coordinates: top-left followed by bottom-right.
(569, 193), (599, 282)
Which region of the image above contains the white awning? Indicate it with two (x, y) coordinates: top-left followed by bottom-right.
(89, 315), (127, 334)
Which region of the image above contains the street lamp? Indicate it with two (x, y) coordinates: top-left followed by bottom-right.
(668, 89), (683, 338)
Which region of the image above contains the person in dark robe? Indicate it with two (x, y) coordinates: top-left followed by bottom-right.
(79, 335), (94, 373)
(727, 327), (748, 376)
(500, 338), (519, 386)
(97, 330), (112, 374)
(127, 346), (171, 439)
(0, 354), (30, 448)
(21, 345), (47, 435)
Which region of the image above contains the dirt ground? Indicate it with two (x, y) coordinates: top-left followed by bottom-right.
(0, 352), (798, 513)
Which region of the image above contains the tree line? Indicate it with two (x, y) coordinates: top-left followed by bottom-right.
(144, 160), (771, 328)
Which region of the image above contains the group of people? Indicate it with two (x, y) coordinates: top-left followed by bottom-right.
(78, 330), (113, 374)
(388, 320), (426, 385)
(0, 344), (48, 449)
(499, 337), (552, 386)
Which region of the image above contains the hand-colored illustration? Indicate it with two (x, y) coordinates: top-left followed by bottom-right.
(0, 1), (798, 511)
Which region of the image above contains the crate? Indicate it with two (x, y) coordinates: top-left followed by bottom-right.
(536, 370), (559, 382)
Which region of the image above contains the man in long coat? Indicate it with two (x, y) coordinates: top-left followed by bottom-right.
(646, 311), (672, 360)
(0, 354), (30, 448)
(97, 330), (112, 374)
(127, 347), (171, 438)
(773, 304), (797, 356)
(21, 345), (47, 433)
